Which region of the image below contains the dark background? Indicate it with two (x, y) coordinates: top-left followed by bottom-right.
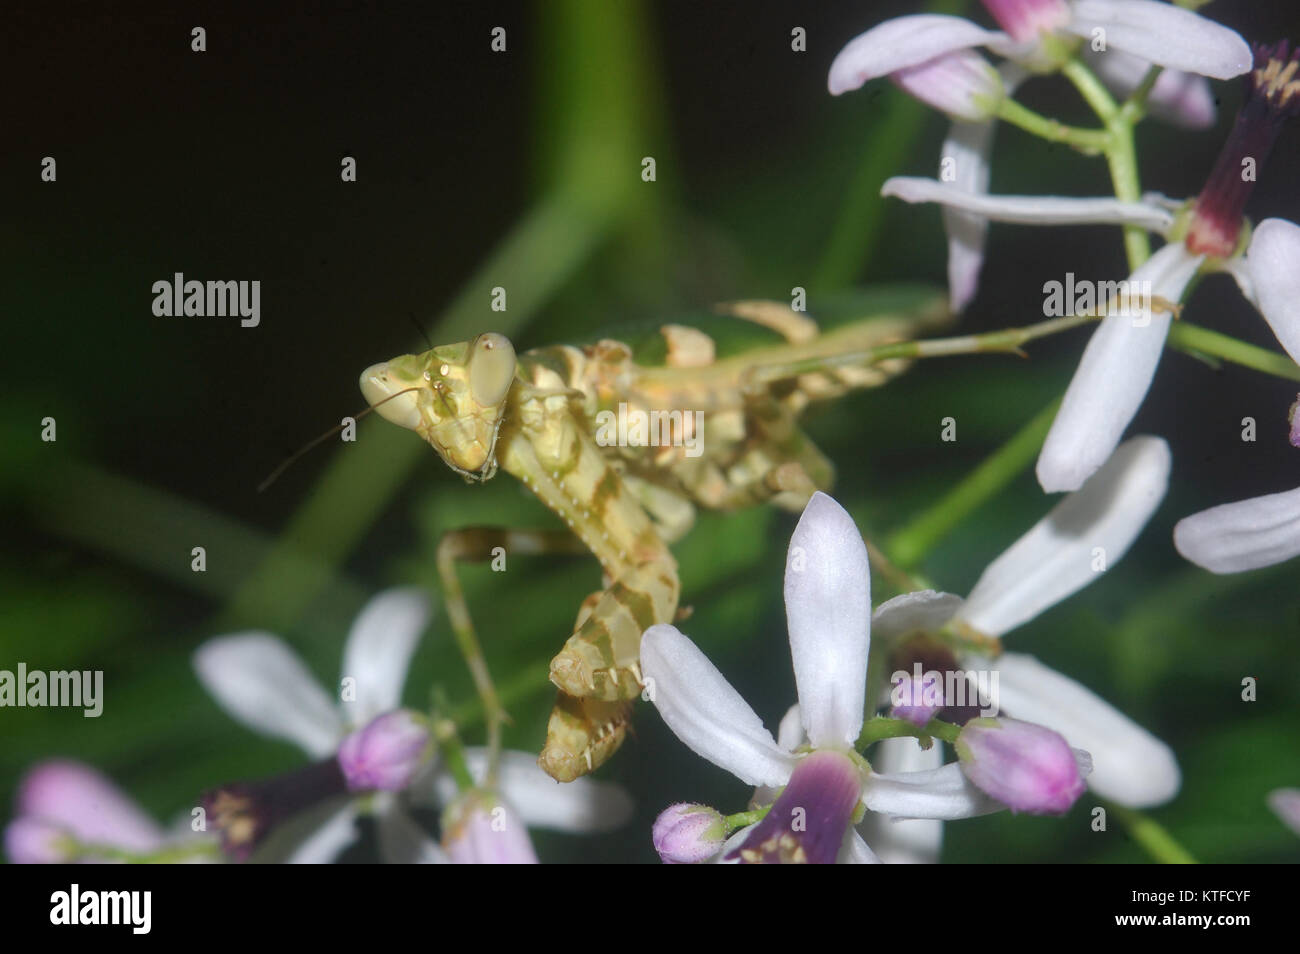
(3, 0), (1299, 863)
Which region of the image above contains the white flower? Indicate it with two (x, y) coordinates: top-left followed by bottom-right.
(1035, 241), (1203, 491)
(874, 436), (1181, 807)
(641, 493), (1008, 864)
(880, 46), (1300, 492)
(871, 203), (1295, 496)
(984, 0), (1250, 78)
(828, 3), (1247, 102)
(1173, 219), (1300, 573)
(829, 1), (1247, 312)
(195, 587), (631, 862)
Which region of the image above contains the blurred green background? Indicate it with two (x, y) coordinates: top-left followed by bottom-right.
(3, 0), (1298, 863)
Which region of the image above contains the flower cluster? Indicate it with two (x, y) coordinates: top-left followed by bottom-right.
(832, 3), (1300, 574)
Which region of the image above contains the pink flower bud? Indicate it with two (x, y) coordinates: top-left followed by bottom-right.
(1289, 394), (1300, 449)
(337, 710), (430, 792)
(956, 717), (1087, 815)
(652, 803), (726, 864)
(981, 0), (1071, 44)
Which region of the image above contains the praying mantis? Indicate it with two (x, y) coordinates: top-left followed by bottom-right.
(357, 285), (1069, 782)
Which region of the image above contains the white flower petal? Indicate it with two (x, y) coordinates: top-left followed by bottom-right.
(193, 633), (342, 757)
(784, 492), (871, 748)
(1083, 47), (1215, 129)
(860, 737), (944, 864)
(777, 704), (805, 752)
(828, 15), (1002, 94)
(340, 587), (430, 726)
(281, 802), (358, 864)
(1036, 243), (1202, 492)
(940, 62), (1028, 313)
(377, 806), (448, 864)
(462, 749), (633, 833)
(985, 652), (1180, 807)
(750, 706), (808, 806)
(641, 625), (794, 787)
(1225, 256), (1258, 309)
(863, 762), (1002, 821)
(959, 436), (1170, 637)
(838, 829), (883, 864)
(1246, 218), (1300, 363)
(941, 122), (996, 313)
(892, 48), (1004, 123)
(1174, 487), (1300, 574)
(872, 590), (965, 643)
(1267, 788), (1300, 837)
(881, 177), (1175, 231)
(1066, 0), (1252, 80)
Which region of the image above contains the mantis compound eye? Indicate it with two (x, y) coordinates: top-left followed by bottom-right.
(468, 333), (517, 408)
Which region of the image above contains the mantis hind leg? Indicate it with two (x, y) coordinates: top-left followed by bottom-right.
(436, 527), (589, 784)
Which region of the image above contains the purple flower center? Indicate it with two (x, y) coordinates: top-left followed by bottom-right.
(1188, 42), (1300, 258)
(728, 751), (862, 864)
(202, 758), (348, 861)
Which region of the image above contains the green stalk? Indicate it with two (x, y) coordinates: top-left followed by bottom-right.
(886, 398), (1061, 568)
(997, 99), (1112, 154)
(856, 715), (961, 749)
(1062, 57), (1159, 271)
(1168, 322), (1300, 382)
(1106, 800), (1199, 864)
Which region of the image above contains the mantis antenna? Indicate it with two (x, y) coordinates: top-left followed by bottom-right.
(257, 387), (423, 493)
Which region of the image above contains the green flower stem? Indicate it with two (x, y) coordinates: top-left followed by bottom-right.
(996, 98), (1112, 154)
(1168, 322), (1300, 382)
(70, 839), (223, 864)
(1105, 800), (1199, 864)
(1061, 58), (1121, 122)
(724, 806), (769, 834)
(1103, 123), (1151, 271)
(431, 716), (477, 792)
(1062, 57), (1153, 271)
(856, 715), (961, 749)
(750, 313), (1099, 385)
(887, 398), (1061, 569)
(1116, 65), (1165, 127)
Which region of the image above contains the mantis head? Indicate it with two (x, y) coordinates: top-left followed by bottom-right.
(360, 333), (517, 481)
